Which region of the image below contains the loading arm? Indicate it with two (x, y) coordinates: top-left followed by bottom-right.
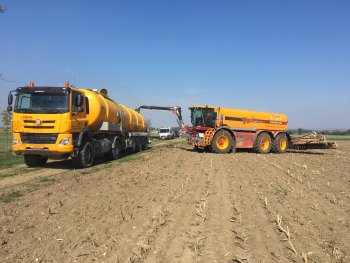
(135, 105), (185, 130)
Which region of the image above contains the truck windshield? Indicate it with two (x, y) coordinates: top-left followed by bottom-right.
(191, 108), (217, 127)
(14, 91), (69, 113)
(160, 129), (170, 133)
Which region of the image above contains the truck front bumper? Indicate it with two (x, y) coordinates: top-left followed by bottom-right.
(12, 133), (74, 156)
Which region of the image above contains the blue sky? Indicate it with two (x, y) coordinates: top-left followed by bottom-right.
(0, 0), (349, 129)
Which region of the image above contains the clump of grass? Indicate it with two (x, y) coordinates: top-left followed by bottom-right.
(0, 151), (23, 170)
(118, 155), (142, 163)
(1, 191), (22, 203)
(276, 184), (288, 196)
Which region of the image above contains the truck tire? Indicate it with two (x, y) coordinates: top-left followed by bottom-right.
(136, 137), (142, 152)
(129, 138), (137, 154)
(105, 139), (122, 160)
(24, 154), (48, 167)
(254, 132), (272, 154)
(72, 141), (94, 168)
(211, 130), (233, 153)
(272, 133), (288, 153)
(141, 137), (148, 151)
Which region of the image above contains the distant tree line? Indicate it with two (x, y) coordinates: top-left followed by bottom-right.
(288, 128), (350, 135)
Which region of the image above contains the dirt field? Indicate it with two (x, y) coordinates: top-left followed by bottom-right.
(1, 140), (349, 263)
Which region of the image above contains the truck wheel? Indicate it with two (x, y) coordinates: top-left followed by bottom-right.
(211, 130), (233, 153)
(136, 138), (142, 152)
(254, 132), (272, 154)
(129, 138), (137, 154)
(141, 137), (148, 151)
(272, 133), (288, 153)
(24, 154), (48, 167)
(72, 141), (94, 168)
(105, 140), (122, 160)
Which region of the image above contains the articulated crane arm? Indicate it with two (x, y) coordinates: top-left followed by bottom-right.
(135, 105), (185, 130)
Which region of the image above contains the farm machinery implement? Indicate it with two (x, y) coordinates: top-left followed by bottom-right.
(134, 104), (337, 153)
(288, 132), (337, 150)
(186, 105), (337, 153)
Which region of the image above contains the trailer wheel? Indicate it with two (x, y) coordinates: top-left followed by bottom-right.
(254, 132), (272, 154)
(272, 133), (288, 153)
(211, 130), (233, 153)
(72, 141), (94, 168)
(24, 154), (48, 167)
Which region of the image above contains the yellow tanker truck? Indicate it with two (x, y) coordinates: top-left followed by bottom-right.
(7, 82), (148, 168)
(187, 105), (336, 153)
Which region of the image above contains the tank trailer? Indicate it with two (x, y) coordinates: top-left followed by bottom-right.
(7, 82), (148, 168)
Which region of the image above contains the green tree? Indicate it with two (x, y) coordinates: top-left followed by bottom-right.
(1, 109), (12, 133)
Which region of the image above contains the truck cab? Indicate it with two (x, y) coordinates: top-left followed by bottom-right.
(8, 83), (88, 167)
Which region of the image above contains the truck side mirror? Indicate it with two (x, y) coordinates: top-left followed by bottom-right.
(76, 94), (84, 112)
(8, 93), (13, 105)
(7, 105), (12, 112)
(76, 94), (84, 107)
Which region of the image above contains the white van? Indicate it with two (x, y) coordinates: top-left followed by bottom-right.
(159, 127), (176, 139)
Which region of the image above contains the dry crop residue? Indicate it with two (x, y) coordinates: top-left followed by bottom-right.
(1, 141), (350, 262)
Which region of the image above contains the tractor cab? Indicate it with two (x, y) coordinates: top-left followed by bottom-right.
(190, 106), (217, 128)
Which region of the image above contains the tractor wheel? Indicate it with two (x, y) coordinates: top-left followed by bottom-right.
(254, 132), (272, 154)
(272, 133), (288, 153)
(72, 141), (94, 168)
(211, 130), (234, 153)
(24, 154), (48, 167)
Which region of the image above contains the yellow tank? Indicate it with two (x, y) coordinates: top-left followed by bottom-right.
(82, 89), (147, 133)
(190, 106), (287, 131)
(219, 107), (288, 131)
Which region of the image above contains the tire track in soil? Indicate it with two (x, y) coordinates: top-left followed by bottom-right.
(121, 150), (209, 263)
(228, 153), (289, 263)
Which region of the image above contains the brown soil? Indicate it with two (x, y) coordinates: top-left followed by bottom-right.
(1, 140), (349, 262)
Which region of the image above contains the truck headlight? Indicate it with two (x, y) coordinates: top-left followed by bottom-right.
(13, 138), (19, 145)
(59, 137), (70, 145)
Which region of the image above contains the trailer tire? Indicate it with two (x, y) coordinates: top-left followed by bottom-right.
(72, 141), (94, 168)
(211, 130), (233, 153)
(24, 154), (48, 167)
(272, 133), (288, 153)
(254, 132), (272, 154)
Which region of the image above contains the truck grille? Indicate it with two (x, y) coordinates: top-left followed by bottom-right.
(23, 120), (56, 129)
(20, 133), (58, 144)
